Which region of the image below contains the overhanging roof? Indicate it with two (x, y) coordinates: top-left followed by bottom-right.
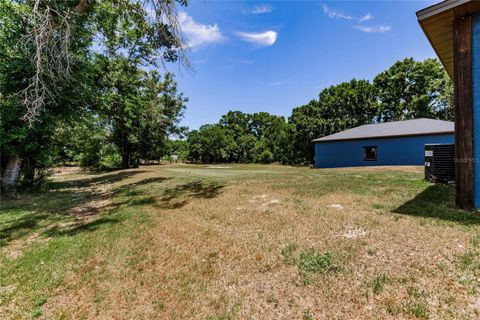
(417, 0), (480, 78)
(312, 118), (454, 143)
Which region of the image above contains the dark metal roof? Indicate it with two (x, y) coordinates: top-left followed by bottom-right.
(312, 118), (454, 143)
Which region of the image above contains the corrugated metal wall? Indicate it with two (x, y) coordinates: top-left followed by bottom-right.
(314, 134), (454, 168)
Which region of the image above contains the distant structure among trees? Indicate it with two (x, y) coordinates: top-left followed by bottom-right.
(186, 58), (453, 165)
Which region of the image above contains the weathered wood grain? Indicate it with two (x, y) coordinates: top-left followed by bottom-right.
(454, 15), (474, 209)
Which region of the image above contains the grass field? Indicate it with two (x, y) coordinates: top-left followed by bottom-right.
(1, 164), (480, 319)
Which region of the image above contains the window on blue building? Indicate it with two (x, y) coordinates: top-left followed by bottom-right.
(364, 146), (377, 161)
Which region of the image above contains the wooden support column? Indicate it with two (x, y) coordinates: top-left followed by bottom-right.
(454, 16), (475, 210)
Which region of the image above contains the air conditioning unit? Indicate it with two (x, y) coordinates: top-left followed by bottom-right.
(425, 144), (455, 183)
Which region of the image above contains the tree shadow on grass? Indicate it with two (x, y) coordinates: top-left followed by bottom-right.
(8, 170), (158, 218)
(112, 177), (170, 196)
(158, 180), (225, 209)
(0, 213), (53, 247)
(393, 184), (480, 225)
(0, 169), (168, 247)
(0, 170), (224, 247)
(43, 217), (121, 237)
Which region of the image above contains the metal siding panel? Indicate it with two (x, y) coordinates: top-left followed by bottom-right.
(473, 12), (480, 207)
(315, 134), (455, 168)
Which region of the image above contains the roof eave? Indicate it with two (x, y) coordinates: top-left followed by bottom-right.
(416, 0), (480, 79)
(417, 0), (470, 20)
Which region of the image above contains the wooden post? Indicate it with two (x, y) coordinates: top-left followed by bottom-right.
(454, 16), (475, 210)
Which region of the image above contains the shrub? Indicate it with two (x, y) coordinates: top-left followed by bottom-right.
(98, 145), (123, 169)
(256, 150), (274, 164)
(77, 140), (122, 170)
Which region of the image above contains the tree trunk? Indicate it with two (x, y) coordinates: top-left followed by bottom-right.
(121, 150), (130, 169)
(2, 155), (22, 187)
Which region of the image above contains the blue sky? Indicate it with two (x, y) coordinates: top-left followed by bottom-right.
(169, 0), (439, 130)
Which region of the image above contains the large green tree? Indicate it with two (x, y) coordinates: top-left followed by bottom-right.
(95, 56), (186, 168)
(374, 58), (453, 121)
(1, 0), (189, 186)
(188, 125), (235, 163)
(288, 100), (323, 164)
(137, 72), (187, 163)
(288, 79), (378, 164)
(56, 60), (187, 169)
(188, 111), (290, 164)
(1, 0), (96, 186)
(251, 112), (290, 163)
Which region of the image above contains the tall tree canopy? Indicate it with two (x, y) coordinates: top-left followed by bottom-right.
(288, 79), (377, 163)
(11, 0), (189, 122)
(95, 56), (187, 168)
(374, 58), (453, 122)
(1, 0), (190, 187)
(188, 124), (235, 164)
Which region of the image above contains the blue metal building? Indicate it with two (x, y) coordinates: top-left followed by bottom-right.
(313, 118), (454, 168)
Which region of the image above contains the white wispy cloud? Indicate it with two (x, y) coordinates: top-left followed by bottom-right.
(236, 30), (277, 46)
(359, 13), (373, 23)
(243, 5), (272, 15)
(249, 5), (272, 15)
(353, 24), (391, 33)
(323, 5), (374, 24)
(322, 4), (354, 20)
(178, 12), (225, 48)
(323, 4), (389, 34)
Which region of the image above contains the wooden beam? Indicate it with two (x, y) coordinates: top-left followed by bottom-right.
(454, 16), (475, 209)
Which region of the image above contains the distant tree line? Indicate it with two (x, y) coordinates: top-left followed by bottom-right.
(187, 111), (290, 163)
(184, 58), (453, 165)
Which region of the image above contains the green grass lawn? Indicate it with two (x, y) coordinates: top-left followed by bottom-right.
(1, 164), (480, 319)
